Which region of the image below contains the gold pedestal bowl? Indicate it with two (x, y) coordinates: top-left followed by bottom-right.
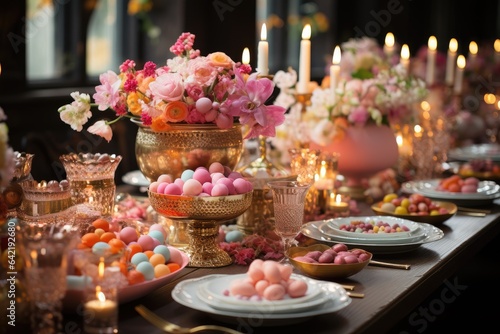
(148, 191), (253, 268)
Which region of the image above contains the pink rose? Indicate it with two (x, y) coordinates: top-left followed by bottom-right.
(149, 73), (184, 101)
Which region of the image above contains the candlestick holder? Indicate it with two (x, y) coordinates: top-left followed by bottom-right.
(294, 92), (313, 120)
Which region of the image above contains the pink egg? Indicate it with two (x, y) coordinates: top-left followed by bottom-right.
(149, 224), (168, 239)
(287, 279), (308, 298)
(211, 172), (225, 184)
(249, 259), (264, 271)
(263, 284), (286, 300)
(216, 178), (236, 194)
(167, 246), (184, 265)
(255, 280), (269, 296)
(211, 183), (229, 196)
(164, 183), (182, 195)
(262, 261), (282, 284)
(149, 181), (160, 193)
(157, 174), (173, 183)
(193, 168), (211, 184)
(209, 162), (225, 174)
(137, 234), (156, 251)
(229, 280), (257, 297)
(202, 182), (214, 194)
(174, 178), (184, 188)
(233, 178), (250, 194)
(227, 171), (243, 180)
(279, 264), (293, 281)
(223, 166), (232, 176)
(247, 266), (265, 282)
(156, 182), (169, 194)
(183, 179), (203, 196)
(119, 226), (138, 244)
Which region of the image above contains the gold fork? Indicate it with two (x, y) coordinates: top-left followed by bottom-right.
(135, 305), (243, 334)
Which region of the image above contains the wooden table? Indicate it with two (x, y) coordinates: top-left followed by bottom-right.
(63, 199), (500, 334)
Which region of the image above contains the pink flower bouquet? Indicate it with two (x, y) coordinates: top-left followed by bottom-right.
(58, 32), (286, 142)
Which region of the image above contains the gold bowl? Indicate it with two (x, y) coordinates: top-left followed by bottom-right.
(371, 200), (457, 225)
(148, 191), (253, 268)
(287, 244), (372, 279)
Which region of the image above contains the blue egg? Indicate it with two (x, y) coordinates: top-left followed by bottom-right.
(153, 245), (171, 262)
(131, 252), (149, 266)
(92, 241), (111, 255)
(136, 261), (155, 280)
(148, 230), (165, 245)
(181, 169), (195, 181)
(225, 230), (245, 242)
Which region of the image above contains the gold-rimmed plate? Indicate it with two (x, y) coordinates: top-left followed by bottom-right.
(371, 200), (457, 225)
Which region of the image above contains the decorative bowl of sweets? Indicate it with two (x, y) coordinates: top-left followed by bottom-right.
(371, 193), (457, 225)
(287, 243), (372, 279)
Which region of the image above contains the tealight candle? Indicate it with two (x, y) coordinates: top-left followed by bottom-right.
(257, 23), (269, 76)
(426, 36), (437, 86)
(445, 38), (458, 86)
(329, 193), (349, 213)
(297, 24), (312, 94)
(84, 289), (118, 333)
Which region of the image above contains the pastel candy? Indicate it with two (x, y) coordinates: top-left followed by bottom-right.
(183, 179), (202, 196)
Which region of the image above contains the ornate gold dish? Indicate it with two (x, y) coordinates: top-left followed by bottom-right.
(148, 191), (252, 268)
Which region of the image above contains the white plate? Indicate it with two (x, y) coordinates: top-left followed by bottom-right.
(401, 179), (500, 206)
(301, 221), (444, 254)
(122, 170), (150, 187)
(317, 221), (427, 245)
(448, 144), (500, 162)
(200, 273), (322, 308)
(172, 274), (351, 326)
(197, 275), (330, 313)
(325, 216), (420, 239)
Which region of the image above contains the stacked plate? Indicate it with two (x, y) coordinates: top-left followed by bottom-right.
(172, 274), (352, 325)
(301, 216), (444, 254)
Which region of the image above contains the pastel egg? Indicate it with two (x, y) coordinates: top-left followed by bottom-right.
(279, 264), (293, 281)
(262, 261), (282, 283)
(154, 264), (171, 278)
(153, 245), (171, 262)
(149, 224), (168, 239)
(287, 279), (308, 298)
(233, 178), (251, 194)
(254, 279), (269, 296)
(227, 171), (243, 180)
(119, 226), (138, 244)
(223, 166), (232, 176)
(163, 183), (182, 195)
(137, 234), (156, 251)
(131, 252), (149, 266)
(210, 172), (225, 184)
(247, 267), (265, 282)
(92, 241), (111, 255)
(229, 280), (257, 297)
(149, 253), (166, 267)
(157, 174), (173, 183)
(263, 284), (286, 300)
(216, 178), (236, 194)
(193, 168), (211, 184)
(174, 178), (184, 188)
(156, 182), (170, 194)
(136, 262), (155, 280)
(167, 246), (184, 265)
(183, 179), (203, 196)
(225, 230), (245, 242)
(211, 183), (229, 196)
(148, 230), (165, 244)
(181, 169), (195, 181)
(149, 181), (160, 193)
(202, 182), (214, 194)
(209, 162), (225, 174)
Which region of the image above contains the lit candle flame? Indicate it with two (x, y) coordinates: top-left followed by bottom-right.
(302, 24), (311, 40)
(420, 100), (431, 112)
(449, 38), (458, 53)
(335, 194), (342, 204)
(385, 32), (395, 48)
(457, 55), (466, 69)
(494, 39), (500, 53)
(98, 257), (105, 278)
(260, 23), (267, 41)
(414, 124), (422, 134)
(97, 290), (106, 303)
(332, 45), (341, 65)
(242, 47), (250, 65)
(428, 36), (437, 51)
(484, 93), (496, 104)
(469, 41), (478, 55)
(401, 44), (410, 60)
(396, 133), (403, 147)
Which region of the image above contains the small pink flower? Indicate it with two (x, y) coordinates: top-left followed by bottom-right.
(87, 120), (113, 142)
(93, 70), (122, 110)
(149, 73), (184, 101)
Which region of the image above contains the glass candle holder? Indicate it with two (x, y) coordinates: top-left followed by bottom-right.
(18, 179), (72, 217)
(60, 153), (122, 216)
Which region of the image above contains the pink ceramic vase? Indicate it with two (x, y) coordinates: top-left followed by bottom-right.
(310, 124), (399, 186)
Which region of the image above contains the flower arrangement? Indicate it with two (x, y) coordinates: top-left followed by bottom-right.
(271, 37), (428, 154)
(58, 32), (286, 142)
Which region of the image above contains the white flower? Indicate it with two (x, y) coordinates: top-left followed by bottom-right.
(58, 92), (92, 132)
(88, 120), (113, 142)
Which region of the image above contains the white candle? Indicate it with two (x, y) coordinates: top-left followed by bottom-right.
(257, 23), (268, 76)
(85, 291), (117, 323)
(330, 45), (341, 94)
(384, 32), (395, 59)
(454, 55), (466, 95)
(468, 41), (478, 68)
(426, 36), (437, 86)
(297, 24), (312, 94)
(242, 47), (250, 65)
(445, 38), (458, 86)
(494, 39), (500, 63)
(400, 44), (410, 75)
